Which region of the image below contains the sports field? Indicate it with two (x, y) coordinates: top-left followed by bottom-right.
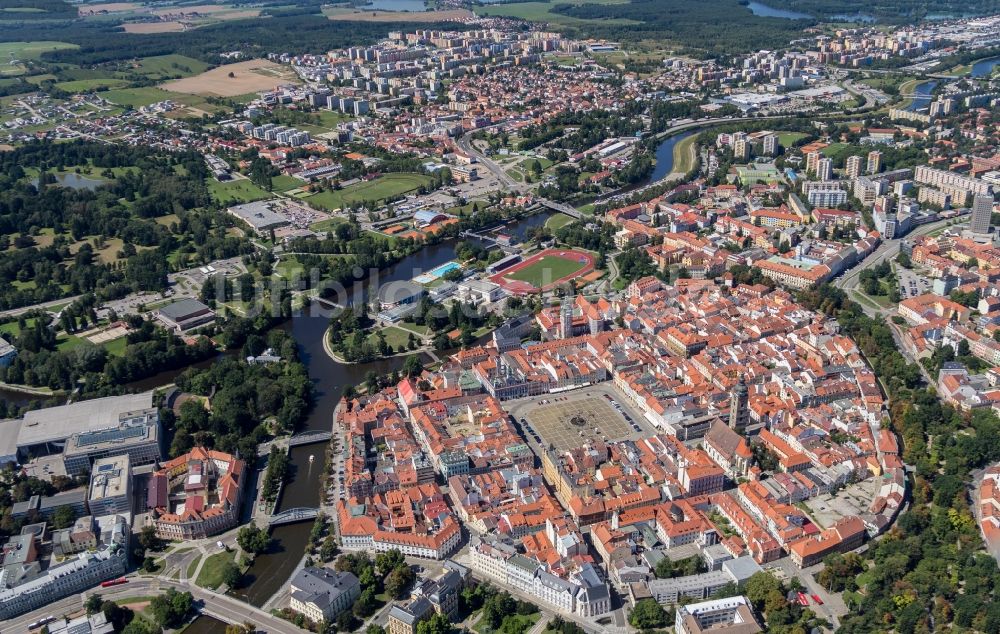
(523, 395), (632, 452)
(492, 248), (595, 293)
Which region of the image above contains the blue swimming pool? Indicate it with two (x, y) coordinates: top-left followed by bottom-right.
(428, 261), (461, 277)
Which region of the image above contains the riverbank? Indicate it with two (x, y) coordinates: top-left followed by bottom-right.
(671, 133), (699, 177)
(321, 324), (436, 364)
(0, 381), (58, 396)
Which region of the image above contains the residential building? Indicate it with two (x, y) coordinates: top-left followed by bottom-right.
(0, 515), (128, 620)
(845, 155), (862, 179)
(970, 194), (994, 234)
(867, 150), (882, 175)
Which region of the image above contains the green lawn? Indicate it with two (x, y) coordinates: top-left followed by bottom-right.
(820, 143), (852, 159)
(55, 334), (86, 352)
(271, 174), (303, 192)
(185, 555), (202, 580)
(0, 318), (34, 338)
(398, 321), (431, 335)
(103, 337), (128, 356)
(207, 178), (273, 205)
(195, 550), (236, 590)
(672, 133), (699, 174)
(777, 132), (808, 148)
(545, 213), (575, 231)
(369, 326), (414, 351)
(505, 254), (588, 289)
(309, 217), (346, 233)
(102, 86), (177, 108)
(306, 173), (432, 211)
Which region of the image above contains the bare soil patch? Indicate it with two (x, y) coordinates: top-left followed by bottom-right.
(160, 60), (298, 97)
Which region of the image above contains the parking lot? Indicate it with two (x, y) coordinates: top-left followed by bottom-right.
(895, 265), (931, 299)
(507, 384), (655, 452)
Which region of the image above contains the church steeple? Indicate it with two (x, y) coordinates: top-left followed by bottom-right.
(729, 374), (749, 431)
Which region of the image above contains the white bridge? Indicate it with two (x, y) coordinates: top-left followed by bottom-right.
(269, 507), (320, 526)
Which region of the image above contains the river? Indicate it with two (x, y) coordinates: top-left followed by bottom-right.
(650, 130), (698, 182)
(234, 214), (549, 605)
(971, 56), (1000, 78)
(904, 80), (937, 113)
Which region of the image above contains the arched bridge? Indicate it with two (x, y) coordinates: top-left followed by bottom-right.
(269, 507), (320, 526)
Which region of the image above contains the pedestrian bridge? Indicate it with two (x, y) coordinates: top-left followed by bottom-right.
(269, 507), (320, 526)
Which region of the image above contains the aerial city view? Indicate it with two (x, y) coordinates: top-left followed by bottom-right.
(2, 0), (1000, 632)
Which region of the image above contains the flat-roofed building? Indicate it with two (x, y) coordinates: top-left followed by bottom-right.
(675, 596), (763, 634)
(88, 455), (132, 517)
(15, 391), (155, 458)
(63, 408), (161, 476)
(227, 200), (291, 235)
(156, 299), (216, 334)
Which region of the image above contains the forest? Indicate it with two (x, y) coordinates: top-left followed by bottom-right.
(551, 0), (816, 55)
(0, 15), (466, 66)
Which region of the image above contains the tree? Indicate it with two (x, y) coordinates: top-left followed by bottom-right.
(85, 593), (104, 615)
(385, 563), (415, 599)
(150, 589), (192, 628)
(375, 549), (405, 576)
(629, 599), (668, 629)
(237, 525), (272, 554)
(221, 560), (242, 589)
(139, 525), (162, 552)
(51, 505), (76, 529)
(416, 613), (454, 634)
(143, 556), (159, 573)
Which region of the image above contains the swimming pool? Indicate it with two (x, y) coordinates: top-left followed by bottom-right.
(412, 260), (461, 284)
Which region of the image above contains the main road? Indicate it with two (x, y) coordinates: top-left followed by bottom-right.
(5, 578), (305, 634)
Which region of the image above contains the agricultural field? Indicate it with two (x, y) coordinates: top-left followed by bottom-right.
(160, 60), (299, 97)
(0, 41), (78, 76)
(305, 173), (432, 211)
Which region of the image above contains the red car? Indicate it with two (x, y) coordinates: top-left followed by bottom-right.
(811, 594), (824, 605)
(797, 592), (810, 606)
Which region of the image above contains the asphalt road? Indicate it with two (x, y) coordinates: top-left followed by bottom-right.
(5, 578), (304, 634)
